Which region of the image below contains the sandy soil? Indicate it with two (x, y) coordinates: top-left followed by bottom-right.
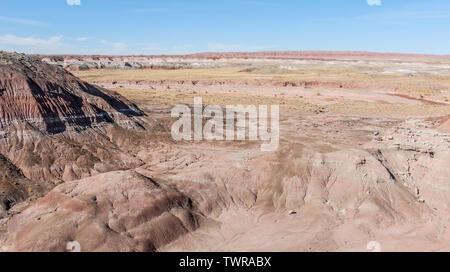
(71, 56), (450, 252)
(1, 53), (449, 252)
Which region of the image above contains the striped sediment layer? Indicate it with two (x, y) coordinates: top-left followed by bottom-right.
(0, 51), (144, 133)
(0, 51), (146, 183)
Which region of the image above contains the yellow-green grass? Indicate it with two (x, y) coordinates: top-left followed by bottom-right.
(329, 101), (450, 118)
(112, 88), (321, 112)
(74, 66), (450, 100)
(114, 88), (450, 118)
(73, 66), (450, 117)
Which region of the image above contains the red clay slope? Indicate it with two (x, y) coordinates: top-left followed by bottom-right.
(0, 51), (143, 133)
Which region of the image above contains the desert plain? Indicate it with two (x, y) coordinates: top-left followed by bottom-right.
(1, 51), (449, 251)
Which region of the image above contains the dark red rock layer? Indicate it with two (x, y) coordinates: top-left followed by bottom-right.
(0, 51), (143, 133)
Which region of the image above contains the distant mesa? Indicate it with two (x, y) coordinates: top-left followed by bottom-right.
(38, 51), (450, 71)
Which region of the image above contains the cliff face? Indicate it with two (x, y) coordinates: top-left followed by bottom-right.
(39, 51), (450, 71)
(0, 153), (53, 218)
(0, 51), (144, 133)
(0, 52), (145, 183)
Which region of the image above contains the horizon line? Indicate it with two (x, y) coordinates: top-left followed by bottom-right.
(25, 50), (450, 59)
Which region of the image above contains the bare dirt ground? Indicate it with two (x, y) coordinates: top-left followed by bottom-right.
(1, 53), (449, 252)
(66, 56), (450, 252)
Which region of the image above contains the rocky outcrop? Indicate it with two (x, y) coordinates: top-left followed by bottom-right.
(0, 51), (145, 183)
(0, 154), (52, 217)
(39, 51), (450, 71)
(0, 51), (144, 133)
(40, 55), (215, 71)
(3, 170), (201, 252)
(4, 141), (449, 252)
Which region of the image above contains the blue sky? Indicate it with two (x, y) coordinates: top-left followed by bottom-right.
(0, 0), (449, 55)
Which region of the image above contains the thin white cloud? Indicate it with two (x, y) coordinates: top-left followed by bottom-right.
(0, 34), (62, 46)
(367, 0), (381, 6)
(0, 16), (46, 26)
(67, 0), (81, 6)
(98, 39), (127, 49)
(0, 34), (66, 54)
(76, 37), (89, 41)
(0, 34), (133, 55)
